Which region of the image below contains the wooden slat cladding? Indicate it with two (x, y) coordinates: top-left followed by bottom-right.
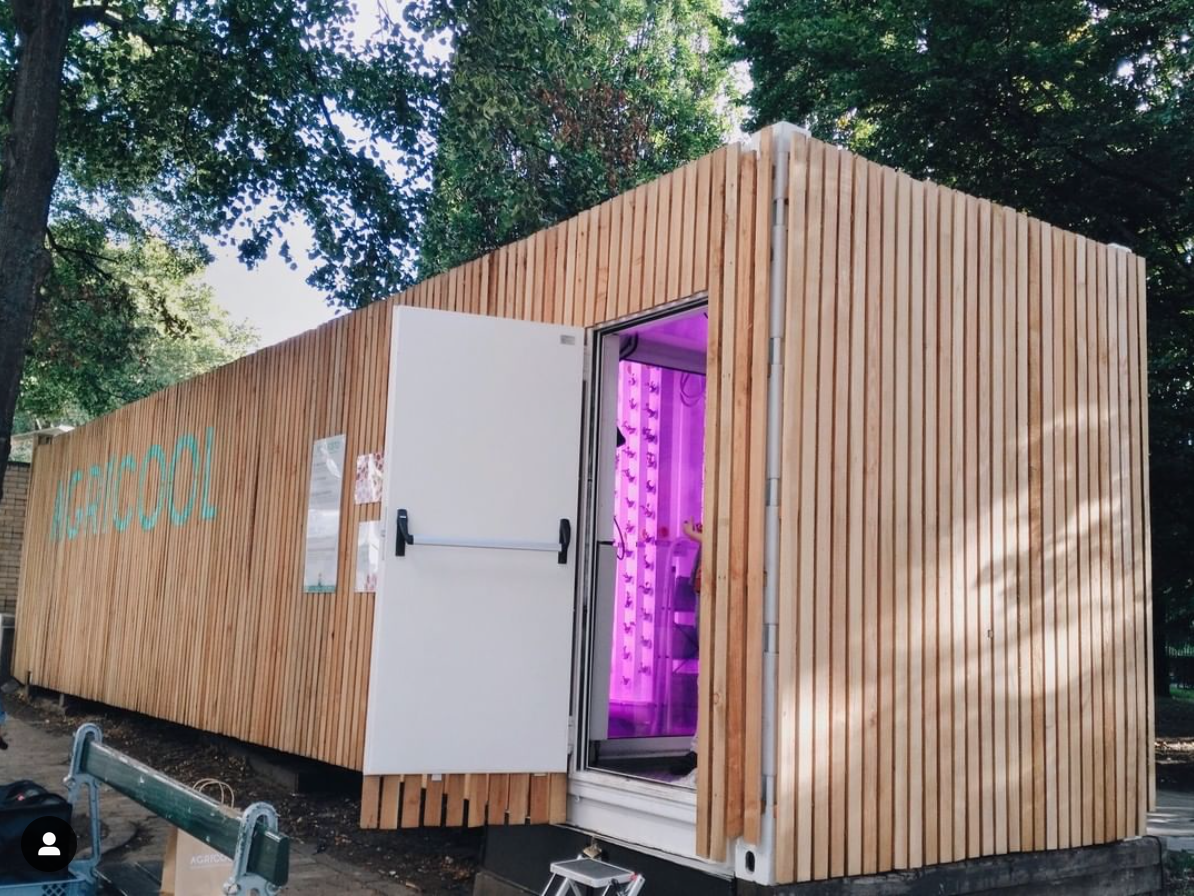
(14, 127), (1150, 874)
(358, 772), (567, 830)
(774, 134), (1152, 882)
(14, 133), (773, 856)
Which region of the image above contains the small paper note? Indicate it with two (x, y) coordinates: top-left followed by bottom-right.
(354, 452), (384, 505)
(355, 520), (382, 593)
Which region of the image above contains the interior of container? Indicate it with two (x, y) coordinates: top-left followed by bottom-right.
(587, 305), (708, 786)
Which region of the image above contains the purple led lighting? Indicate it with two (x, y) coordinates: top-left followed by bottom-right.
(608, 355), (706, 739)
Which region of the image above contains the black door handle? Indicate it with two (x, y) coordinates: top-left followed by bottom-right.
(395, 508), (413, 556)
(558, 518), (572, 565)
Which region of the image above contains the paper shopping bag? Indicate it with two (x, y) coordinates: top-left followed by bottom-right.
(160, 827), (235, 896)
(160, 779), (238, 896)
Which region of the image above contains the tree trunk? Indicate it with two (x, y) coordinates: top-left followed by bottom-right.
(0, 0), (72, 501)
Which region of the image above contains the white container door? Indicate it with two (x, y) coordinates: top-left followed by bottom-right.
(363, 307), (585, 776)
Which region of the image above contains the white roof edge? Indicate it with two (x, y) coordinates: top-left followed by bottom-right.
(12, 424), (74, 441)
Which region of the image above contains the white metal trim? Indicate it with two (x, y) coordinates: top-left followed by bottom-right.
(564, 769), (733, 877)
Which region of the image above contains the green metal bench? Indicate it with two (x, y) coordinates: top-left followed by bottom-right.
(65, 723), (290, 894)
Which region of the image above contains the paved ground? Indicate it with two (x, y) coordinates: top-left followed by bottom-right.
(0, 711), (421, 895)
(1150, 789), (1194, 852)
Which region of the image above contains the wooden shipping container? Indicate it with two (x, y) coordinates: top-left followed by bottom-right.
(14, 124), (1153, 888)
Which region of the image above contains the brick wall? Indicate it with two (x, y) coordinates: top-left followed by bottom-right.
(0, 463), (30, 616)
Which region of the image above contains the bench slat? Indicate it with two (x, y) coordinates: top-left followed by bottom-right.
(81, 739), (289, 886)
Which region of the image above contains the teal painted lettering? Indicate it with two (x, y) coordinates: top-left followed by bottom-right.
(65, 471), (83, 540)
(86, 465), (103, 534)
(138, 445), (167, 531)
(113, 454), (137, 532)
(51, 481), (66, 542)
(102, 458), (116, 533)
(200, 426), (218, 521)
(169, 434), (199, 525)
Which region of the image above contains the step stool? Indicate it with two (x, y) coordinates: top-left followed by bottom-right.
(540, 857), (646, 896)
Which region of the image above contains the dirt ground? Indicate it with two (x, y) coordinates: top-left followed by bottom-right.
(5, 692), (482, 895)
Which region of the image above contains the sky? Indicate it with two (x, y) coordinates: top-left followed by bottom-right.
(202, 224), (341, 348)
(203, 0), (447, 348)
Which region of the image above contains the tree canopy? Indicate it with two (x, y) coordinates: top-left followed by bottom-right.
(0, 0), (434, 309)
(737, 0), (1194, 669)
(0, 0), (438, 492)
(15, 231), (257, 448)
(415, 0), (736, 276)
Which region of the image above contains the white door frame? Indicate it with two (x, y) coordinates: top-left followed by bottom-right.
(565, 296), (729, 869)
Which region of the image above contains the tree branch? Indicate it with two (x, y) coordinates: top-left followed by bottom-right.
(45, 227), (118, 280)
(71, 3), (199, 51)
(71, 3), (115, 28)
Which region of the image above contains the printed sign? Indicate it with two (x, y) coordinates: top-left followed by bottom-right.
(354, 452), (384, 505)
(355, 520), (382, 593)
(303, 434), (346, 593)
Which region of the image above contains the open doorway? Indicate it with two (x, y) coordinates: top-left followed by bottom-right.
(585, 303), (708, 787)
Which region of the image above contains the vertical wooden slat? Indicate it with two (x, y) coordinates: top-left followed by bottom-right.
(380, 776), (401, 831)
(1095, 242), (1115, 844)
(548, 773), (568, 824)
(877, 163), (897, 874)
(424, 776), (444, 827)
(1125, 254), (1147, 830)
(1017, 213), (1036, 849)
(792, 140), (826, 881)
(400, 775), (423, 828)
(445, 775), (466, 828)
(1077, 237), (1098, 844)
(846, 152), (869, 877)
(990, 204), (1009, 856)
(828, 147), (853, 876)
(907, 175), (925, 870)
(892, 170), (911, 871)
(861, 156), (883, 877)
(709, 141), (740, 862)
(812, 145), (839, 879)
(936, 186), (956, 866)
(695, 145), (728, 860)
(528, 775), (550, 825)
(1115, 246), (1138, 839)
(776, 133), (809, 883)
(605, 195), (623, 322)
(681, 158), (698, 298)
(1062, 232), (1083, 847)
(486, 774), (509, 825)
(668, 164), (686, 301)
(1041, 222), (1059, 851)
(964, 194), (981, 860)
(584, 204), (601, 326)
(1136, 256), (1155, 812)
(506, 774), (530, 826)
(1003, 208), (1023, 853)
(726, 149), (756, 844)
(1052, 227), (1072, 850)
(744, 130), (772, 847)
(640, 179), (660, 315)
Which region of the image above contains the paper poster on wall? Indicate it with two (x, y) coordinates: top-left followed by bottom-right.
(304, 434), (346, 593)
(355, 520), (382, 593)
(354, 452), (384, 505)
